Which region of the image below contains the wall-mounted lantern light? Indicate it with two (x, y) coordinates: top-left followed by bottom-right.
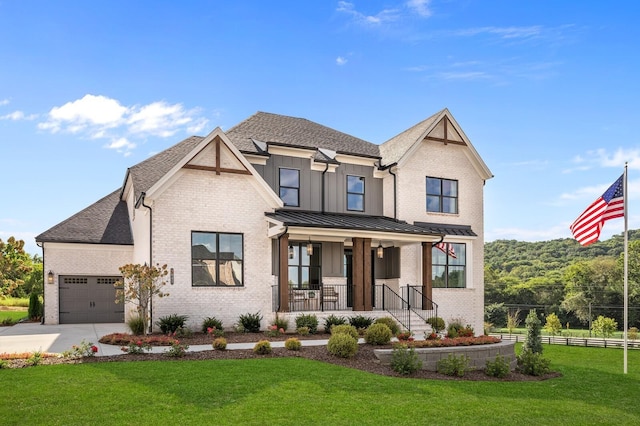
(47, 270), (54, 284)
(288, 245), (295, 259)
(377, 243), (384, 259)
(306, 238), (313, 256)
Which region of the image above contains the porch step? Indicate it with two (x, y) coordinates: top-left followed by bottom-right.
(405, 310), (434, 339)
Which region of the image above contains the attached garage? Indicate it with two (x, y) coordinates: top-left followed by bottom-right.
(59, 276), (124, 324)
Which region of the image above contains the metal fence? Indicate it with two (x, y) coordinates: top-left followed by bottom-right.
(492, 333), (640, 349)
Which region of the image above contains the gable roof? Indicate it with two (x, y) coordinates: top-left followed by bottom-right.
(225, 111), (380, 158)
(36, 190), (133, 245)
(379, 109), (444, 166)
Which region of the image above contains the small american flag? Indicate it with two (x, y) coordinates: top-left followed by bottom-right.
(570, 174), (624, 246)
(435, 242), (456, 258)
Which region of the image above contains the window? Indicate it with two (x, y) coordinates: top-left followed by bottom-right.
(192, 232), (243, 286)
(426, 177), (458, 213)
(432, 243), (466, 288)
(288, 243), (321, 290)
(347, 175), (365, 211)
(279, 168), (300, 207)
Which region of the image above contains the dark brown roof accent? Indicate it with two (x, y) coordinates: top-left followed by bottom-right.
(265, 210), (443, 236)
(36, 190), (133, 245)
(413, 222), (477, 237)
(226, 112), (380, 158)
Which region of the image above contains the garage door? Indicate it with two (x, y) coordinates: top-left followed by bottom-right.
(59, 276), (124, 323)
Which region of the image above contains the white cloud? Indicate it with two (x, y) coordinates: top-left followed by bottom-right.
(406, 0), (432, 17)
(336, 1), (400, 26)
(0, 99), (9, 106)
(452, 26), (544, 40)
(566, 147), (640, 172)
(38, 94), (210, 155)
(0, 111), (37, 121)
(336, 56), (348, 66)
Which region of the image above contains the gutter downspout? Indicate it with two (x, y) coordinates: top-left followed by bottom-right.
(321, 161), (329, 213)
(137, 192), (153, 334)
(386, 163), (398, 220)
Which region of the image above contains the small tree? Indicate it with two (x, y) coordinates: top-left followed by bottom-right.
(591, 315), (618, 338)
(522, 309), (543, 354)
(115, 263), (169, 334)
(544, 313), (562, 336)
(506, 308), (521, 335)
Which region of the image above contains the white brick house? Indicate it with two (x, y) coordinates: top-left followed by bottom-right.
(37, 109), (492, 334)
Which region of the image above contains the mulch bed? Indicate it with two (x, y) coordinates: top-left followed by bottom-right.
(4, 331), (562, 381)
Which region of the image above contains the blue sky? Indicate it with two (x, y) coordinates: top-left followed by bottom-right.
(2, 1), (639, 256)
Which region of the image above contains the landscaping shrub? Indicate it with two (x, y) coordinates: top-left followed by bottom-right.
(437, 354), (472, 377)
(27, 351), (43, 366)
(629, 327), (639, 340)
(544, 313), (562, 335)
(331, 324), (359, 340)
(523, 309), (543, 354)
(121, 340), (152, 354)
(127, 316), (146, 335)
(446, 318), (473, 338)
(374, 317), (400, 335)
(364, 323), (392, 345)
(156, 314), (188, 334)
(253, 340), (272, 355)
(295, 314), (318, 334)
(238, 312), (263, 333)
(0, 359), (8, 369)
(273, 314), (289, 332)
(28, 293), (42, 320)
(61, 339), (99, 358)
(391, 344), (422, 375)
(485, 355), (511, 378)
(327, 333), (358, 358)
(397, 331), (414, 341)
(426, 316), (445, 333)
(284, 337), (302, 351)
(349, 315), (374, 331)
(517, 350), (551, 376)
(213, 337), (227, 350)
(202, 316), (224, 334)
(296, 326), (310, 335)
(164, 341), (189, 357)
(592, 315), (618, 338)
(324, 314), (347, 332)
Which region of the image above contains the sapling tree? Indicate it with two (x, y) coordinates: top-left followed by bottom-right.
(591, 315), (618, 338)
(544, 313), (562, 336)
(522, 309), (543, 354)
(115, 263), (170, 334)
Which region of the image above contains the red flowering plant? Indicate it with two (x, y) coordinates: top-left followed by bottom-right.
(425, 332), (439, 340)
(62, 339), (98, 359)
(265, 324), (286, 338)
(206, 326), (225, 338)
(396, 331), (414, 342)
(121, 340), (152, 354)
(393, 335), (500, 349)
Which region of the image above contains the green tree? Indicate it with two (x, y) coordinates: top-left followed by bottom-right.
(544, 313), (562, 335)
(591, 315), (618, 337)
(0, 237), (34, 298)
(115, 263), (170, 334)
(523, 309), (543, 354)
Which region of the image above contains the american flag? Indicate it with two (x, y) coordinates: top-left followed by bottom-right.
(435, 242), (456, 258)
(570, 174), (624, 246)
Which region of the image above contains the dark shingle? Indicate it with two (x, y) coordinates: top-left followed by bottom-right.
(226, 112), (380, 158)
(413, 222), (477, 237)
(36, 190), (133, 245)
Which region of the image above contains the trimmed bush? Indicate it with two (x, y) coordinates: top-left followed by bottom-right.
(446, 318), (474, 338)
(273, 314), (289, 332)
(28, 293), (42, 321)
(517, 350), (551, 376)
(437, 354), (472, 377)
(156, 314), (188, 334)
(238, 312), (262, 333)
(364, 323), (392, 345)
(485, 355), (511, 378)
(374, 317), (400, 336)
(349, 315), (374, 330)
(295, 314), (319, 334)
(253, 340), (272, 355)
(297, 326), (310, 335)
(327, 333), (358, 358)
(127, 316), (146, 335)
(391, 344), (422, 375)
(324, 314), (347, 332)
(284, 337), (302, 351)
(426, 316), (445, 333)
(331, 324), (359, 340)
(523, 309), (543, 354)
(212, 338), (227, 350)
(202, 316), (224, 334)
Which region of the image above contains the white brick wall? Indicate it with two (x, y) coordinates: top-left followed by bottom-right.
(43, 243), (133, 324)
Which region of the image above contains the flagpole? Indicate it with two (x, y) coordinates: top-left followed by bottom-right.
(624, 163), (628, 374)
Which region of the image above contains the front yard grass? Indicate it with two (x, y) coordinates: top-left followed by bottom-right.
(2, 344), (640, 425)
(0, 310), (27, 323)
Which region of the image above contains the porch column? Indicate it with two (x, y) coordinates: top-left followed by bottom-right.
(279, 234), (290, 312)
(352, 238), (364, 311)
(421, 242), (433, 310)
(363, 238), (373, 311)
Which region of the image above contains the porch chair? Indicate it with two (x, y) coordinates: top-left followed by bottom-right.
(291, 289), (306, 311)
(321, 286), (339, 310)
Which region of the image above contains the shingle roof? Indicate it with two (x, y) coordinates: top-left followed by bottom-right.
(413, 222), (477, 237)
(226, 112), (380, 158)
(36, 190), (133, 245)
(379, 109), (444, 166)
(265, 210), (443, 236)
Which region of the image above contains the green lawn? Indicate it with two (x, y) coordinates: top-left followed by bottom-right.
(0, 310), (27, 323)
(2, 345), (639, 425)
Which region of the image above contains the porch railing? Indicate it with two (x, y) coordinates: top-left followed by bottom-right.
(405, 285), (439, 329)
(373, 284), (411, 331)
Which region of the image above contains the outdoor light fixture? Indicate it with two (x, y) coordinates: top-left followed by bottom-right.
(377, 243), (384, 259)
(306, 238), (313, 256)
(170, 268), (174, 285)
(288, 245), (295, 259)
(47, 270), (54, 284)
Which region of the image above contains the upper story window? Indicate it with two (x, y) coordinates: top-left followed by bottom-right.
(347, 175), (365, 211)
(432, 242), (466, 288)
(426, 177), (458, 214)
(279, 168), (300, 207)
(192, 231), (244, 286)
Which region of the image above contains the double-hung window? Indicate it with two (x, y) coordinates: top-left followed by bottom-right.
(288, 243), (321, 290)
(280, 168), (300, 207)
(426, 177), (458, 213)
(432, 243), (466, 288)
(347, 175), (365, 211)
(192, 232), (244, 286)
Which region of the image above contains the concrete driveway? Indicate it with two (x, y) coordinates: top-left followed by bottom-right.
(0, 322), (129, 356)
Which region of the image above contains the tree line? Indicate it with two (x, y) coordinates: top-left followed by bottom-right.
(484, 230), (640, 330)
(0, 237), (43, 299)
